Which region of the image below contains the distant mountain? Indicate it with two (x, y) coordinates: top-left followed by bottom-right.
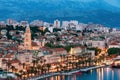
(0, 0), (120, 28)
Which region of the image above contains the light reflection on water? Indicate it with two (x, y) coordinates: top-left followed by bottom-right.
(40, 67), (120, 80)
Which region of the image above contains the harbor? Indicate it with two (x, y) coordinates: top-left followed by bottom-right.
(27, 65), (106, 80)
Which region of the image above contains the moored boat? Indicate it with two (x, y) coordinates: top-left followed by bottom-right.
(111, 59), (120, 68)
(73, 71), (82, 75)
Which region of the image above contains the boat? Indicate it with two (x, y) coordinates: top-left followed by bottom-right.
(73, 71), (82, 75)
(111, 59), (120, 68)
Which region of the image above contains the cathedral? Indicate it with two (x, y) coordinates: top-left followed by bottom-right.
(23, 26), (40, 50)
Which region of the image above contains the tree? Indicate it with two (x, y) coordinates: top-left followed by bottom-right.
(53, 28), (61, 32)
(11, 66), (15, 72)
(6, 62), (11, 72)
(107, 48), (120, 55)
(22, 63), (25, 70)
(32, 60), (36, 68)
(46, 64), (51, 73)
(29, 66), (35, 76)
(36, 65), (42, 75)
(88, 47), (101, 55)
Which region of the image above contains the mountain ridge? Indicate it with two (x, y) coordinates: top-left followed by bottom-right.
(0, 0), (120, 28)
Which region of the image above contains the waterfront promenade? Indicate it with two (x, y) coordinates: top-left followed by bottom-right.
(27, 65), (105, 80)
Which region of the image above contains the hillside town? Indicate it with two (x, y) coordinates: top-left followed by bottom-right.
(0, 19), (119, 79)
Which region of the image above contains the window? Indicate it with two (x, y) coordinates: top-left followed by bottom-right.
(26, 39), (28, 41)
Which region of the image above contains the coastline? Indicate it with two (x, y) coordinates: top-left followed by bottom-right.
(27, 65), (106, 80)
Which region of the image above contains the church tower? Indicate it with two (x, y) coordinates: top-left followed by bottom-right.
(24, 26), (32, 50)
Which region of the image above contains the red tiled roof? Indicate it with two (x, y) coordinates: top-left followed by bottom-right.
(50, 48), (66, 52)
(32, 42), (38, 46)
(110, 42), (118, 45)
(9, 59), (20, 64)
(0, 54), (3, 58)
(74, 46), (85, 49)
(4, 53), (14, 58)
(41, 47), (50, 50)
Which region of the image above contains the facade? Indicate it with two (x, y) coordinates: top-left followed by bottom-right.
(109, 42), (120, 48)
(90, 40), (105, 49)
(30, 20), (44, 26)
(70, 20), (78, 26)
(44, 55), (60, 64)
(41, 48), (67, 64)
(50, 48), (67, 55)
(9, 59), (20, 70)
(87, 50), (95, 58)
(24, 26), (40, 50)
(17, 52), (33, 64)
(69, 47), (83, 55)
(1, 29), (7, 35)
(54, 19), (60, 28)
(24, 26), (32, 50)
(62, 21), (69, 27)
(20, 21), (29, 27)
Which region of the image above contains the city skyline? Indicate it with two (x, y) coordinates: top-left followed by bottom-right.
(0, 0), (120, 27)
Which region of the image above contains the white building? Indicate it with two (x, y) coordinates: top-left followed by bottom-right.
(87, 50), (95, 58)
(30, 20), (44, 26)
(43, 22), (51, 27)
(19, 21), (29, 27)
(54, 19), (60, 28)
(62, 21), (69, 27)
(1, 29), (7, 35)
(70, 20), (78, 26)
(76, 23), (86, 31)
(44, 55), (60, 64)
(6, 19), (17, 25)
(108, 42), (120, 48)
(48, 26), (54, 33)
(17, 52), (33, 64)
(90, 40), (106, 49)
(0, 21), (5, 26)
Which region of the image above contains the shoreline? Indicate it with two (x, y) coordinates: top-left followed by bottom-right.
(27, 65), (106, 80)
(61, 65), (106, 75)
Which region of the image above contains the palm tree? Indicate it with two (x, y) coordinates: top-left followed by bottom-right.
(60, 54), (63, 64)
(22, 63), (25, 69)
(26, 68), (31, 78)
(40, 60), (43, 66)
(11, 66), (15, 73)
(56, 65), (59, 72)
(71, 55), (75, 69)
(6, 61), (11, 72)
(87, 58), (91, 66)
(62, 54), (66, 63)
(46, 64), (51, 73)
(93, 57), (97, 65)
(66, 56), (70, 71)
(32, 60), (36, 67)
(19, 70), (24, 79)
(78, 60), (82, 68)
(43, 59), (46, 65)
(29, 66), (35, 77)
(40, 66), (44, 74)
(68, 61), (72, 70)
(36, 64), (42, 75)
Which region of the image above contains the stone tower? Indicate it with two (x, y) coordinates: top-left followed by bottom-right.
(24, 26), (32, 50)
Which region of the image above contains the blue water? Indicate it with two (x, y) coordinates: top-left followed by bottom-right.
(45, 67), (120, 80)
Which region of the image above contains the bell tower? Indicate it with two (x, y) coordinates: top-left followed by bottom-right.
(24, 26), (32, 50)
